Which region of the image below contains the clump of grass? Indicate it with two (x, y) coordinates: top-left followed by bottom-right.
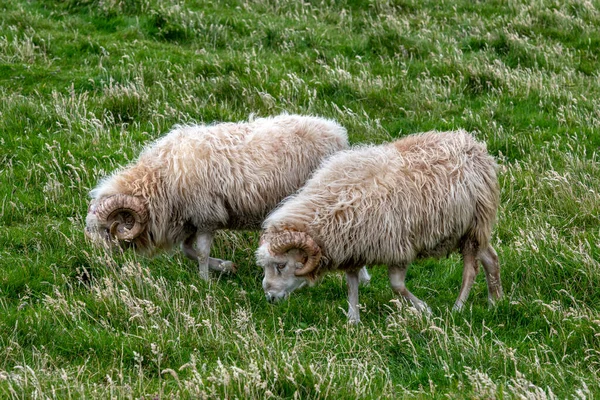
(0, 30), (49, 64)
(101, 77), (150, 123)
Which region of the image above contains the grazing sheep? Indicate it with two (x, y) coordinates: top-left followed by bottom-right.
(85, 114), (360, 280)
(256, 130), (502, 323)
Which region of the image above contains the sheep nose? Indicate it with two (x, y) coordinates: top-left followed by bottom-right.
(266, 292), (275, 303)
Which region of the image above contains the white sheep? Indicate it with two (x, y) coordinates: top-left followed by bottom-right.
(256, 130), (502, 323)
(85, 114), (369, 281)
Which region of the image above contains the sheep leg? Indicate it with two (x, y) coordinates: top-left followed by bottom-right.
(479, 244), (503, 305)
(453, 245), (480, 311)
(358, 266), (371, 286)
(183, 234), (209, 279)
(182, 235), (200, 261)
(183, 233), (236, 277)
(183, 232), (213, 280)
(346, 269), (361, 324)
(388, 265), (431, 313)
(208, 257), (237, 274)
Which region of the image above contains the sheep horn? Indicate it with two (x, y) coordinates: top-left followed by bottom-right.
(270, 231), (321, 276)
(95, 194), (148, 241)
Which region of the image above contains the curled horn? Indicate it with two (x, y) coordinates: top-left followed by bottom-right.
(95, 194), (148, 241)
(270, 231), (321, 276)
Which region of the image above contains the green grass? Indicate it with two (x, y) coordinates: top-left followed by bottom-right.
(1, 0), (599, 397)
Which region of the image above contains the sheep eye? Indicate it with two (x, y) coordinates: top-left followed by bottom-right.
(275, 263), (286, 272)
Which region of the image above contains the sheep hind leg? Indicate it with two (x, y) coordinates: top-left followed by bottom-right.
(479, 244), (503, 306)
(358, 266), (371, 286)
(388, 264), (431, 314)
(453, 242), (479, 311)
(208, 257), (237, 274)
(182, 235), (199, 261)
(346, 269), (361, 324)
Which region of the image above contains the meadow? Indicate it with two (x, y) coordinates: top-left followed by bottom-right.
(1, 0), (599, 397)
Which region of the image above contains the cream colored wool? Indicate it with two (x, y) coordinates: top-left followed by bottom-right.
(85, 114), (349, 279)
(258, 130), (502, 322)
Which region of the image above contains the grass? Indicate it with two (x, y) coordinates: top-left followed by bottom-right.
(0, 0), (599, 397)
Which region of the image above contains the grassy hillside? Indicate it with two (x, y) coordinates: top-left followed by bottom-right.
(1, 0), (599, 397)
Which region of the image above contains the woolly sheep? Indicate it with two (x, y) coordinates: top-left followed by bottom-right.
(256, 130), (502, 323)
(85, 114), (365, 280)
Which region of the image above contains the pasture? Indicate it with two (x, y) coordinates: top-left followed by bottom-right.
(0, 0), (599, 397)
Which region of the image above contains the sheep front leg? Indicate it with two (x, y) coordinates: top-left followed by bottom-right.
(346, 269), (361, 324)
(182, 232), (213, 280)
(192, 233), (213, 281)
(183, 233), (237, 278)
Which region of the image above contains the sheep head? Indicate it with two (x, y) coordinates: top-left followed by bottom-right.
(256, 230), (321, 303)
(85, 194), (149, 250)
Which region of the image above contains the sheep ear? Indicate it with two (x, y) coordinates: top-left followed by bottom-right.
(294, 252), (320, 277)
(292, 252), (308, 264)
(268, 231), (321, 276)
(108, 211), (138, 240)
(96, 195), (148, 241)
(295, 262), (318, 282)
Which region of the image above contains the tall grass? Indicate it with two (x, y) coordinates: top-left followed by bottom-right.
(0, 0), (599, 397)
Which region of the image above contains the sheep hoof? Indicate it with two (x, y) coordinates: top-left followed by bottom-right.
(198, 268), (210, 281)
(487, 295), (503, 309)
(220, 261), (237, 274)
(346, 307), (361, 324)
(208, 258), (237, 274)
(413, 301), (432, 315)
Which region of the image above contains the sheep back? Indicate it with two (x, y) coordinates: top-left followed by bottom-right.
(90, 114), (348, 250)
(263, 130), (499, 270)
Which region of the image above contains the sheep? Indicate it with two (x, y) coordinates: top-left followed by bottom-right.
(256, 130), (502, 323)
(85, 114), (371, 281)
